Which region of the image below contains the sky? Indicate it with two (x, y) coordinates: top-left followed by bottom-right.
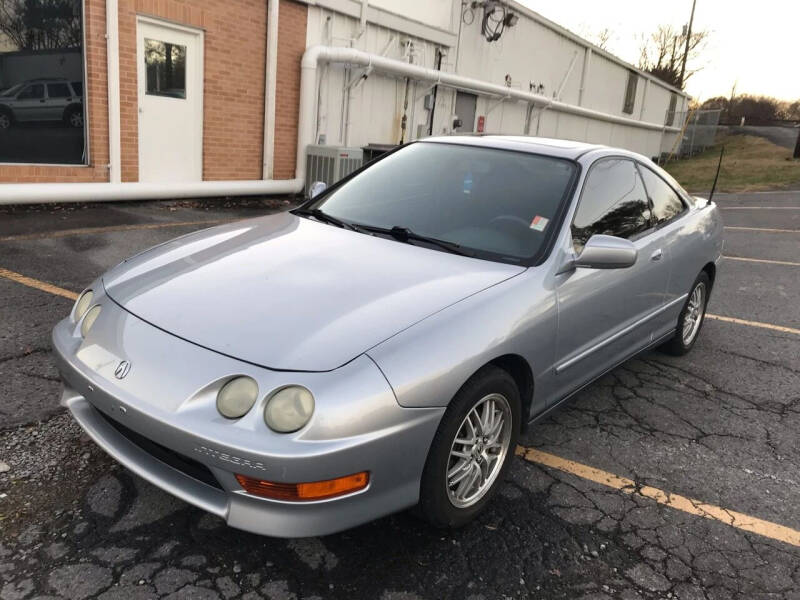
(519, 0), (799, 102)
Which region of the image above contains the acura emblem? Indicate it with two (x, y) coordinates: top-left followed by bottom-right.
(114, 360), (131, 379)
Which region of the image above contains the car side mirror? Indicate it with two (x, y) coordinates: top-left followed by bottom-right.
(574, 234), (637, 269)
(308, 181), (327, 200)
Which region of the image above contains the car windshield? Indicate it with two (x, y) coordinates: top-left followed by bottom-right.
(311, 142), (577, 263)
(0, 83), (24, 97)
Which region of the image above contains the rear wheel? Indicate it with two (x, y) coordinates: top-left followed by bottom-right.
(0, 110), (11, 130)
(418, 365), (520, 528)
(65, 106), (84, 128)
(660, 271), (710, 356)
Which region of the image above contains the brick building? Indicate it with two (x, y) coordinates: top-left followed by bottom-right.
(0, 0), (689, 195)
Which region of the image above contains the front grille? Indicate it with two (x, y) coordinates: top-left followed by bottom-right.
(97, 410), (223, 491)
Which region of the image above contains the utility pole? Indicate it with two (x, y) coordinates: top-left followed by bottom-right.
(679, 0), (697, 88)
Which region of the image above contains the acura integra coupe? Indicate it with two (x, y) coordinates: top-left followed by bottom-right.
(53, 136), (723, 537)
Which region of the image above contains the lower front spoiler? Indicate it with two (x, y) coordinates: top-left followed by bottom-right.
(62, 388), (437, 538)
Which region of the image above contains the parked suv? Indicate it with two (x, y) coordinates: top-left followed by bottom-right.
(0, 78), (84, 129)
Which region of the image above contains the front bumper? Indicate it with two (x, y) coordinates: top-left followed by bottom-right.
(52, 296), (443, 537)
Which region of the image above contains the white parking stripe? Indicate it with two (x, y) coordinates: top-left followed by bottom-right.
(720, 206), (800, 210)
(724, 256), (800, 267)
(725, 226), (800, 233)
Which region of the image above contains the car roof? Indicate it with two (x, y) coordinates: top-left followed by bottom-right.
(423, 135), (608, 160)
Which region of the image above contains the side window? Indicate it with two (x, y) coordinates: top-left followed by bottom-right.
(18, 84), (44, 100)
(639, 166), (685, 226)
(572, 159), (651, 252)
(48, 83), (72, 98)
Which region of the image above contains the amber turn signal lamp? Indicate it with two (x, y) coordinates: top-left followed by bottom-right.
(235, 471), (369, 501)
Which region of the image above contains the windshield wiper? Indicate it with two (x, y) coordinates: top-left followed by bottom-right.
(358, 224), (474, 257)
(293, 208), (362, 232)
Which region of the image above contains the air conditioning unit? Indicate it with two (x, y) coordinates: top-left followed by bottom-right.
(305, 145), (363, 192)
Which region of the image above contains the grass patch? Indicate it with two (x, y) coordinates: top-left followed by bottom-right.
(663, 134), (800, 193)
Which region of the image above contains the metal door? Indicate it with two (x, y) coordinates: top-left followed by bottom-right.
(454, 92), (477, 132)
(137, 18), (203, 182)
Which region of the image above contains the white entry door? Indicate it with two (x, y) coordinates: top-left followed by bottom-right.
(137, 18), (203, 182)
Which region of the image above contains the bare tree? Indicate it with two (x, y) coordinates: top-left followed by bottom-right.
(594, 27), (612, 51)
(638, 24), (708, 89)
(0, 0), (81, 51)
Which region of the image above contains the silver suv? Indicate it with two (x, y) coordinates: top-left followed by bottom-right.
(0, 78), (84, 129)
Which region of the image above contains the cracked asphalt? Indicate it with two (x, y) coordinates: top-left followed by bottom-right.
(1, 192), (799, 599)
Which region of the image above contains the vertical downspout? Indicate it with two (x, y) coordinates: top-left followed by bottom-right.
(106, 0), (121, 183)
(262, 0), (280, 179)
(578, 47), (591, 107)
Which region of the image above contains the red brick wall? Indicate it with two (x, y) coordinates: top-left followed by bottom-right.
(273, 0), (306, 180)
(0, 0), (110, 183)
(1, 0), (308, 184)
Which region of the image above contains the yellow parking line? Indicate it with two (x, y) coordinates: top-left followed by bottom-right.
(0, 219), (234, 243)
(724, 226), (800, 233)
(706, 314), (800, 336)
(0, 268), (77, 300)
(516, 446), (800, 548)
(724, 255), (800, 267)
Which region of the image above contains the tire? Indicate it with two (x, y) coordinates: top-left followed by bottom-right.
(659, 271), (711, 356)
(65, 106), (84, 128)
(0, 110), (11, 130)
(417, 365), (521, 528)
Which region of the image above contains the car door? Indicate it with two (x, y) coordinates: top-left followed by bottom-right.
(12, 83), (46, 122)
(46, 82), (74, 121)
(637, 164), (693, 339)
(551, 157), (670, 403)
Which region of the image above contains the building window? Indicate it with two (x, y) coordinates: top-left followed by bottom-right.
(623, 70), (638, 114)
(0, 0), (86, 164)
(665, 93), (678, 126)
(145, 39), (187, 99)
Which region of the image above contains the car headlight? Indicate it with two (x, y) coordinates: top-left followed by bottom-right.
(216, 376), (259, 419)
(80, 305), (101, 337)
(264, 386), (314, 433)
(73, 289), (94, 322)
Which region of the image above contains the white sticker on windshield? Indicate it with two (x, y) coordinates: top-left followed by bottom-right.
(530, 215), (549, 231)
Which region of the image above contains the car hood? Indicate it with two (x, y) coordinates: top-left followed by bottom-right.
(103, 212), (525, 371)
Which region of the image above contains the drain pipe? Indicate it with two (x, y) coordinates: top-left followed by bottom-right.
(0, 45), (680, 205)
(106, 0), (122, 184)
(262, 0), (280, 179)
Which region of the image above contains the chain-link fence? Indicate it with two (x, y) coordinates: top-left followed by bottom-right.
(673, 109), (722, 157)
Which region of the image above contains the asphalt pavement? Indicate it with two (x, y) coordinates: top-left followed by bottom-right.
(728, 125), (799, 150)
(1, 193), (799, 599)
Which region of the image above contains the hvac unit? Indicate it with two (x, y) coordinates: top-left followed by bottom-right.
(305, 145), (363, 191)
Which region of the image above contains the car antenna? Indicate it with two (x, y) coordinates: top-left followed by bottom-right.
(707, 146), (725, 204)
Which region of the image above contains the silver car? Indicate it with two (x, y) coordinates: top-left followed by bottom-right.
(52, 136), (723, 537)
(0, 78), (84, 129)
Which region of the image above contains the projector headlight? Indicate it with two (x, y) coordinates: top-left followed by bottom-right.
(264, 386), (314, 433)
(73, 289), (94, 322)
(80, 305), (101, 337)
(216, 376), (259, 419)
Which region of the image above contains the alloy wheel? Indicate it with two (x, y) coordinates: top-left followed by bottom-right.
(69, 111), (84, 128)
(446, 393), (512, 508)
(682, 282), (706, 345)
(0, 114), (10, 129)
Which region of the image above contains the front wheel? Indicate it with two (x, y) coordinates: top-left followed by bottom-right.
(417, 365), (520, 528)
(0, 111), (11, 130)
(660, 271), (710, 356)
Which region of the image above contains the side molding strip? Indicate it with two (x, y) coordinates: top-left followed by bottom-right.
(555, 293), (688, 374)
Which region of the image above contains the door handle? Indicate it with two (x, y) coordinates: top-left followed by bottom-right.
(650, 249), (663, 261)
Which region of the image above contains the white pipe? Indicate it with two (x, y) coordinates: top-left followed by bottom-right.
(1, 45), (678, 205)
(356, 0), (368, 39)
(262, 0), (280, 179)
(0, 180), (302, 206)
(106, 0), (121, 184)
